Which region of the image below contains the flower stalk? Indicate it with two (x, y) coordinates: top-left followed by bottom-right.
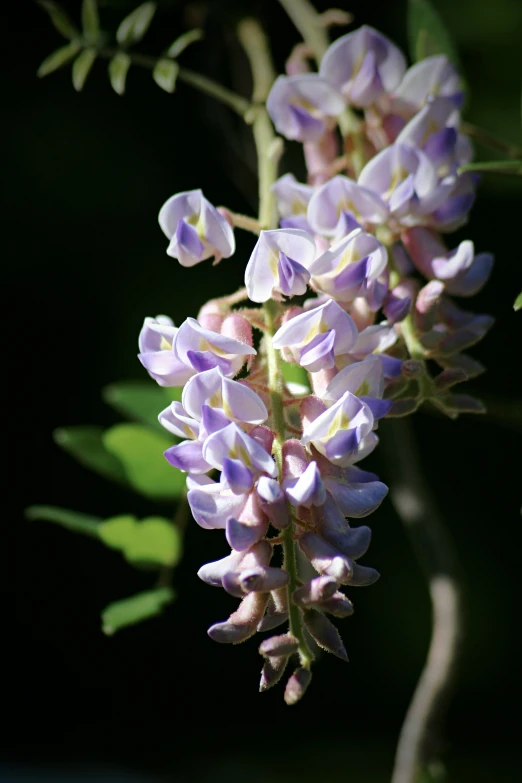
(238, 16), (314, 668)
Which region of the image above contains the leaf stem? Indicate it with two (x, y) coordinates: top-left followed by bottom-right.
(460, 121), (522, 160)
(99, 48), (252, 117)
(238, 17), (313, 669)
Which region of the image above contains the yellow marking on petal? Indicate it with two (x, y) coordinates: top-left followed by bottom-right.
(356, 380), (370, 397)
(160, 336), (173, 351)
(291, 198), (307, 215)
(385, 165), (408, 199)
(303, 321), (326, 345)
(334, 240), (359, 274)
(326, 408), (351, 438)
(337, 198), (359, 220)
(209, 390), (222, 408)
(223, 399), (233, 419)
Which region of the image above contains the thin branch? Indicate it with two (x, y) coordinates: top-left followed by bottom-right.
(278, 0), (330, 63)
(99, 48), (252, 117)
(461, 121), (522, 159)
(382, 419), (464, 783)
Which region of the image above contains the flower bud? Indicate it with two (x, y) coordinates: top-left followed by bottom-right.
(284, 667), (312, 705)
(259, 633), (299, 658)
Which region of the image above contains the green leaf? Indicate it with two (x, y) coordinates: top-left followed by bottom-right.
(514, 291), (522, 311)
(38, 1), (79, 39)
(458, 159), (522, 176)
(102, 381), (181, 432)
(72, 47), (97, 91)
(101, 587), (175, 635)
(99, 514), (181, 566)
(116, 2), (156, 46)
(153, 58), (179, 93)
(282, 360), (311, 395)
(81, 0), (100, 43)
(108, 51), (131, 95)
(166, 28), (204, 58)
(102, 423), (185, 500)
(54, 425), (129, 486)
(37, 40), (82, 77)
(25, 505), (101, 537)
(407, 0), (460, 65)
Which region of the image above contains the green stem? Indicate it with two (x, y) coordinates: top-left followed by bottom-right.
(100, 48), (252, 117)
(238, 17), (313, 668)
(458, 159), (522, 176)
(264, 301), (313, 669)
(278, 0), (329, 62)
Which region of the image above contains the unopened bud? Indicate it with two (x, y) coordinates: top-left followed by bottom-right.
(259, 633), (299, 658)
(221, 314), (253, 348)
(292, 576), (338, 607)
(284, 667), (312, 705)
(260, 655), (288, 692)
(318, 591), (354, 618)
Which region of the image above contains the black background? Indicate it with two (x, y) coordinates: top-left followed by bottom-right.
(4, 0), (522, 780)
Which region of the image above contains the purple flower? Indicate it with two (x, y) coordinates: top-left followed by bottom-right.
(358, 143), (448, 226)
(138, 315), (194, 387)
(402, 228), (493, 297)
(320, 25), (406, 107)
(396, 97), (472, 176)
(314, 455), (389, 518)
(307, 175), (389, 238)
(272, 174), (315, 231)
(393, 55), (463, 114)
(272, 299), (358, 372)
(158, 189), (235, 266)
(308, 228), (388, 303)
(301, 390), (377, 466)
(245, 228), (317, 303)
(203, 422), (277, 492)
(321, 356), (392, 421)
(267, 74), (345, 142)
(181, 366), (268, 424)
(174, 317), (256, 377)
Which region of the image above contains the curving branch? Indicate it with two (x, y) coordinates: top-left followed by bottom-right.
(384, 419), (464, 783)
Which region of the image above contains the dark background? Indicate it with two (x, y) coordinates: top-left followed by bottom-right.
(5, 0), (522, 780)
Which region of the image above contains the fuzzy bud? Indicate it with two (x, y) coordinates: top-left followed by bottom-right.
(284, 667), (312, 705)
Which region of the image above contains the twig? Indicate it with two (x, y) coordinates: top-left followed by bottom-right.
(382, 419), (464, 783)
(461, 121), (522, 159)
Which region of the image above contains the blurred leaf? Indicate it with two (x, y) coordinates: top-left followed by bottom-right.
(108, 51), (131, 95)
(54, 425), (129, 485)
(25, 505), (101, 537)
(82, 0), (100, 43)
(459, 159), (522, 175)
(116, 2), (156, 46)
(38, 1), (79, 39)
(166, 28), (203, 58)
(99, 514), (182, 566)
(407, 0), (460, 65)
(72, 47), (97, 91)
(102, 423), (185, 499)
(153, 58), (179, 93)
(101, 587), (175, 635)
(282, 360), (311, 395)
(37, 40), (82, 77)
(102, 381), (181, 432)
(515, 291), (522, 311)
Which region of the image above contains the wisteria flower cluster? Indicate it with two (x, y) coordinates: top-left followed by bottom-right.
(139, 25), (493, 704)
